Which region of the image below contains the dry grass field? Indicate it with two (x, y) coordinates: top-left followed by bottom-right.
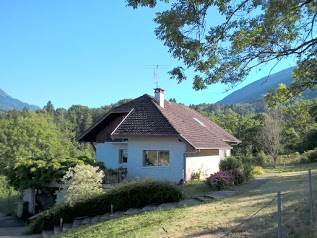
(56, 164), (317, 238)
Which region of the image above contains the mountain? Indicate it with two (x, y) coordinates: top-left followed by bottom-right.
(0, 88), (40, 111)
(216, 66), (317, 104)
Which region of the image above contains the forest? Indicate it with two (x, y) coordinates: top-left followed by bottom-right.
(1, 97), (317, 192)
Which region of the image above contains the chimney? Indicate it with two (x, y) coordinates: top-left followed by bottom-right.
(154, 88), (165, 108)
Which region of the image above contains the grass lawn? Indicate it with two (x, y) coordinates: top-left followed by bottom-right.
(181, 180), (212, 199)
(54, 163), (317, 238)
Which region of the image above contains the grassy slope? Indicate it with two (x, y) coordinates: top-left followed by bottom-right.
(55, 164), (317, 238)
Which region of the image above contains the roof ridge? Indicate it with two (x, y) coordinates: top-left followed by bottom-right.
(148, 96), (182, 135)
(77, 95), (146, 141)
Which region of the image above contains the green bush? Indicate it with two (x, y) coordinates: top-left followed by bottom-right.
(241, 158), (254, 182)
(254, 151), (271, 166)
(302, 150), (317, 163)
(219, 156), (241, 171)
(276, 153), (301, 165)
(29, 179), (182, 234)
(252, 166), (264, 176)
(0, 176), (17, 198)
(232, 169), (244, 185)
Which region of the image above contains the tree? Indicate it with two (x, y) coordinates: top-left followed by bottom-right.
(209, 112), (262, 156)
(127, 0), (317, 98)
(56, 164), (104, 206)
(43, 101), (55, 114)
(257, 111), (284, 167)
(0, 110), (96, 191)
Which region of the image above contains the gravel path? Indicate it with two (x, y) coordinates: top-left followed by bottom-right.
(233, 172), (278, 192)
(0, 213), (40, 238)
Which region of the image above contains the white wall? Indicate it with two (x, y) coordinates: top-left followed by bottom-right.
(185, 150), (221, 181)
(219, 149), (231, 159)
(96, 137), (186, 182)
(22, 188), (35, 214)
(96, 142), (128, 168)
(128, 137), (186, 182)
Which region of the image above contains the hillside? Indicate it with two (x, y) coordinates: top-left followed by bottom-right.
(0, 88), (39, 111)
(217, 66), (317, 104)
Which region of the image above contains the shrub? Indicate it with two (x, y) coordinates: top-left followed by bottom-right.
(231, 169), (244, 185)
(56, 164), (104, 206)
(300, 154), (309, 163)
(29, 179), (182, 234)
(254, 151), (271, 166)
(206, 170), (235, 190)
(302, 150), (317, 163)
(219, 156), (241, 171)
(0, 175), (17, 198)
(241, 159), (254, 182)
(276, 153), (302, 165)
(252, 166), (264, 176)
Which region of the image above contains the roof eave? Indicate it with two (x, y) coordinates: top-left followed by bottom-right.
(110, 109), (134, 136)
(223, 139), (241, 145)
(111, 134), (180, 139)
(194, 146), (233, 150)
(77, 110), (130, 142)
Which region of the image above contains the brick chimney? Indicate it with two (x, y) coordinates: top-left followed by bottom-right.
(154, 88), (165, 108)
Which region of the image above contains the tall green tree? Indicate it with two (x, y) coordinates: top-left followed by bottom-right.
(128, 0), (316, 98)
(209, 112), (262, 155)
(257, 111), (284, 167)
(0, 110), (96, 191)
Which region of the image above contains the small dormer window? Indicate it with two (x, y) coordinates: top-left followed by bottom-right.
(193, 118), (206, 127)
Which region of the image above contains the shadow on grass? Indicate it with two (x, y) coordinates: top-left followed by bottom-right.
(183, 170), (317, 238)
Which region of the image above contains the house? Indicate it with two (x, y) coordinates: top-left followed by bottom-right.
(78, 88), (240, 182)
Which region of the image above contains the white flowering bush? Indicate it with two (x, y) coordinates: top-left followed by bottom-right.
(56, 164), (104, 206)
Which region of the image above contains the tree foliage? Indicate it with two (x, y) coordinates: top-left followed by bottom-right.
(257, 111), (284, 167)
(127, 0), (317, 98)
(0, 109), (98, 191)
(0, 99), (132, 192)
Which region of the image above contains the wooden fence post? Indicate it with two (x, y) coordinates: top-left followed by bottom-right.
(277, 191), (282, 238)
(308, 169), (314, 227)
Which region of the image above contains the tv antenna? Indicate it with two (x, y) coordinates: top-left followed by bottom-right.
(144, 64), (170, 88)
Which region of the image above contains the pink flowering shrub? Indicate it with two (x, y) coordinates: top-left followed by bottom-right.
(206, 170), (235, 190)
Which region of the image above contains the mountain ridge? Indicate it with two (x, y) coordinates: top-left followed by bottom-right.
(0, 88), (40, 111)
(216, 66), (313, 104)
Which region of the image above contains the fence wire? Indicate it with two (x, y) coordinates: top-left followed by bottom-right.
(280, 172), (309, 196)
(222, 170), (315, 237)
(222, 195), (277, 237)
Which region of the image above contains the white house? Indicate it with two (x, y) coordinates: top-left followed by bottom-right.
(78, 88), (240, 182)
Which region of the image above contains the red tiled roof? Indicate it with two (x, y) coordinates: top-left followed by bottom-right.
(78, 94), (240, 149)
(111, 95), (178, 135)
(156, 100), (240, 149)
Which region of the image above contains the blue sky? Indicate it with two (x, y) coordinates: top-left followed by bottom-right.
(0, 1), (296, 109)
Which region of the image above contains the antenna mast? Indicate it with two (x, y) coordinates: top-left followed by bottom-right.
(154, 65), (159, 88)
(144, 64), (170, 88)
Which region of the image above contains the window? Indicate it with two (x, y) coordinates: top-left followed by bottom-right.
(119, 149), (128, 164)
(193, 117), (206, 127)
(143, 150), (169, 166)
